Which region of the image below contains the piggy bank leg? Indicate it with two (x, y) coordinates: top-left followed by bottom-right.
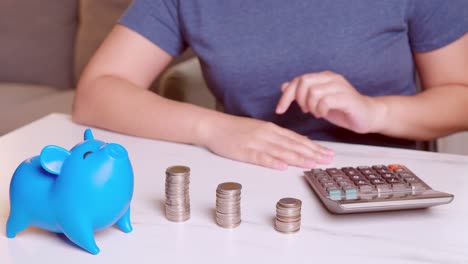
(115, 207), (132, 233)
(6, 209), (30, 238)
(60, 222), (100, 255)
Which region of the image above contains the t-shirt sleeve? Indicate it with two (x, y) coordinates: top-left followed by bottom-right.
(118, 0), (186, 56)
(407, 0), (468, 52)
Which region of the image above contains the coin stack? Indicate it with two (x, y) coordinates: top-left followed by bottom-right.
(275, 197), (302, 233)
(216, 182), (242, 228)
(165, 165), (191, 222)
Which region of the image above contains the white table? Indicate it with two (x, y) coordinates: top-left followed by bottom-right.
(1, 114), (467, 264)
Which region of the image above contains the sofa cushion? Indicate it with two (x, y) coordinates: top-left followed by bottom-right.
(0, 83), (74, 135)
(75, 0), (196, 92)
(159, 58), (218, 110)
(75, 0), (132, 83)
(0, 0), (78, 89)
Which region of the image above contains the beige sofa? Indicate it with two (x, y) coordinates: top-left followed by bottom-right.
(0, 0), (130, 135)
(0, 0), (197, 136)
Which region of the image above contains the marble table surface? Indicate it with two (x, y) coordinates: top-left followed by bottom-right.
(0, 113), (467, 264)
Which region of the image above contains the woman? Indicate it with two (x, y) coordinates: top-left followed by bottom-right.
(73, 0), (468, 170)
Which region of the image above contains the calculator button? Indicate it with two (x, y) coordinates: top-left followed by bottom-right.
(311, 169), (324, 174)
(314, 172), (328, 178)
(398, 172), (414, 178)
(349, 175), (366, 181)
(376, 184), (392, 193)
(326, 168), (341, 174)
(354, 179), (370, 185)
(359, 185), (374, 193)
(327, 187), (343, 201)
(388, 164), (404, 170)
(372, 165), (388, 170)
(392, 183), (408, 190)
(360, 192), (377, 200)
(357, 165), (371, 171)
(343, 167), (359, 172)
(316, 175), (329, 182)
(360, 169), (376, 175)
(386, 178), (401, 184)
(343, 187), (358, 200)
(409, 182), (428, 191)
(404, 177), (419, 183)
(322, 182), (338, 188)
(392, 192), (407, 198)
(330, 172), (346, 177)
(376, 168), (391, 174)
(376, 184), (392, 198)
(319, 177), (334, 183)
(377, 192), (389, 198)
(332, 175), (347, 181)
(381, 173), (395, 178)
(345, 170), (360, 176)
(337, 181), (355, 188)
(365, 174), (381, 180)
(371, 179), (386, 185)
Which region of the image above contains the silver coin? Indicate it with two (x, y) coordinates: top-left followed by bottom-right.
(216, 221), (241, 228)
(276, 211), (301, 217)
(274, 197), (302, 233)
(217, 218), (241, 224)
(275, 218), (301, 227)
(216, 201), (241, 206)
(277, 198), (302, 208)
(216, 211), (241, 216)
(216, 216), (241, 223)
(275, 221), (300, 230)
(214, 182), (242, 228)
(276, 204), (301, 210)
(166, 165), (190, 176)
(167, 215), (190, 222)
(165, 165), (191, 222)
(216, 190), (241, 195)
(274, 225), (300, 233)
(216, 213), (241, 218)
(217, 182), (242, 191)
(276, 216), (301, 223)
(216, 188), (241, 193)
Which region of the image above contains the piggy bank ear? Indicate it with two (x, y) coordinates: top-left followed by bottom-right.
(84, 129), (94, 141)
(40, 146), (71, 175)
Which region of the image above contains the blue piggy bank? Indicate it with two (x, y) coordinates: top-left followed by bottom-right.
(6, 129), (133, 255)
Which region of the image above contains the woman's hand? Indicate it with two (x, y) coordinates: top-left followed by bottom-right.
(197, 115), (334, 170)
(276, 71), (387, 134)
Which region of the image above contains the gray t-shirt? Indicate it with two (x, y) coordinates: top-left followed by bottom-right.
(119, 0), (468, 148)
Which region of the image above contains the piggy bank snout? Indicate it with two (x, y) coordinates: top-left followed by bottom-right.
(102, 143), (128, 159)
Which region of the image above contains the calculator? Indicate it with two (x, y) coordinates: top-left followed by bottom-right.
(304, 164), (454, 214)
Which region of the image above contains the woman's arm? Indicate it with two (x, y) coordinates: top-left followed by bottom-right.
(73, 25), (334, 170)
(276, 34), (468, 141)
(73, 25), (209, 144)
(375, 33), (468, 140)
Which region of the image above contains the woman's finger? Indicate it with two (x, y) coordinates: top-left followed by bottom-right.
(281, 82), (290, 92)
(273, 125), (335, 157)
(268, 132), (333, 164)
(246, 149), (288, 170)
(266, 142), (317, 168)
(295, 78), (310, 112)
(306, 82), (341, 118)
(276, 79), (299, 114)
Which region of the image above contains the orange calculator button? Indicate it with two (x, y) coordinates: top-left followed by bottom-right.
(388, 164), (404, 170)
